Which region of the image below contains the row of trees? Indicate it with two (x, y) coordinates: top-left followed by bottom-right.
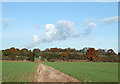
(44, 47), (116, 55)
(2, 47), (39, 61)
(40, 48), (118, 62)
(2, 47), (118, 62)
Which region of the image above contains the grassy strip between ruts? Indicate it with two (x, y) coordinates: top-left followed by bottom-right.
(43, 62), (118, 82)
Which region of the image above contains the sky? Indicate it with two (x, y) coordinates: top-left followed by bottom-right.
(2, 2), (118, 52)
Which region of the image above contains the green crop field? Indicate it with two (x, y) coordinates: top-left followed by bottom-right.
(43, 62), (118, 82)
(2, 61), (38, 82)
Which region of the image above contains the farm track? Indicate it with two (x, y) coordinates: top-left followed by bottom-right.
(34, 63), (80, 82)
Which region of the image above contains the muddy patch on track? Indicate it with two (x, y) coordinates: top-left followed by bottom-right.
(34, 63), (80, 82)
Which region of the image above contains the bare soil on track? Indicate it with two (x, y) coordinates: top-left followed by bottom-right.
(34, 63), (80, 82)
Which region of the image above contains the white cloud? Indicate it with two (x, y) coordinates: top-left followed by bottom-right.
(83, 16), (119, 35)
(26, 20), (80, 48)
(56, 20), (80, 40)
(44, 24), (57, 42)
(43, 20), (80, 42)
(103, 16), (119, 24)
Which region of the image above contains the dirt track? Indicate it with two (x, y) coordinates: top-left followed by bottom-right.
(34, 63), (80, 82)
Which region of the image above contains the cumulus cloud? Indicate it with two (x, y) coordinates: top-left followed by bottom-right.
(43, 24), (57, 42)
(2, 18), (9, 27)
(103, 16), (119, 24)
(26, 20), (80, 48)
(56, 20), (80, 40)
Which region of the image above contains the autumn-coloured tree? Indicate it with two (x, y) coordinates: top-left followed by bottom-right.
(9, 47), (18, 60)
(86, 48), (99, 61)
(106, 49), (116, 55)
(50, 48), (59, 52)
(10, 47), (17, 53)
(59, 51), (70, 61)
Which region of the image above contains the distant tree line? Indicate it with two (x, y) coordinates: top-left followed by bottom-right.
(2, 47), (119, 62)
(2, 47), (40, 61)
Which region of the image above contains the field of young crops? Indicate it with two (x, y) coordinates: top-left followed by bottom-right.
(2, 61), (118, 82)
(43, 62), (118, 82)
(2, 61), (38, 82)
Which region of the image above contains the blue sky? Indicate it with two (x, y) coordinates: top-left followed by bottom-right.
(2, 2), (118, 52)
